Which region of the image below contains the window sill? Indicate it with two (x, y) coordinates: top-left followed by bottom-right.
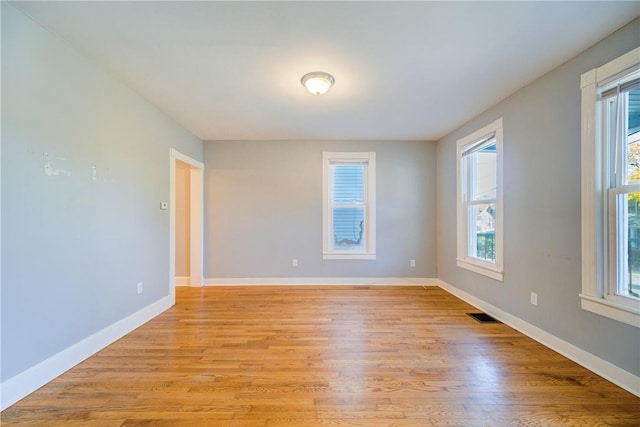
(323, 253), (376, 260)
(456, 258), (503, 282)
(579, 294), (640, 328)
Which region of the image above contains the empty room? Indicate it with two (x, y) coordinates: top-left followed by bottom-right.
(1, 1), (639, 425)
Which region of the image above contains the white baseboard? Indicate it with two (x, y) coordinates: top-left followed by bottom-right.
(204, 277), (438, 286)
(175, 276), (189, 286)
(0, 295), (174, 411)
(436, 279), (640, 397)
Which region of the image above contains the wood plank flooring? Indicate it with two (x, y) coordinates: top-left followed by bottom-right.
(2, 286), (639, 426)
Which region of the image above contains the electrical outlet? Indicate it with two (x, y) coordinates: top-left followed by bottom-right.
(530, 292), (538, 306)
(292, 259), (298, 267)
(137, 282), (143, 294)
(410, 259), (416, 267)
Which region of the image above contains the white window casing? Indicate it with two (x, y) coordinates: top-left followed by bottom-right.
(456, 118), (504, 281)
(580, 47), (640, 328)
(322, 152), (376, 260)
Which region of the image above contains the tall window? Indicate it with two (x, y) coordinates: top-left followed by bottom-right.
(581, 47), (640, 327)
(456, 119), (503, 281)
(322, 152), (376, 260)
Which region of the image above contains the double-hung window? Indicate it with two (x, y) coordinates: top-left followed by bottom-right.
(456, 119), (504, 281)
(322, 152), (376, 260)
(580, 47), (640, 327)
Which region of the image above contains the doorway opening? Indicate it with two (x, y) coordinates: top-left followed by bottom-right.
(169, 149), (204, 303)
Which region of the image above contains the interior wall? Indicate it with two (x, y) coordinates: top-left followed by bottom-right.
(175, 160), (191, 279)
(1, 4), (203, 382)
(204, 140), (437, 279)
(436, 18), (640, 376)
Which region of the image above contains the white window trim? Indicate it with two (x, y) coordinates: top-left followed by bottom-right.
(322, 152), (376, 260)
(456, 118), (504, 281)
(580, 47), (640, 328)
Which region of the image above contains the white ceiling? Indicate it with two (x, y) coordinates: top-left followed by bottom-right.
(11, 1), (640, 141)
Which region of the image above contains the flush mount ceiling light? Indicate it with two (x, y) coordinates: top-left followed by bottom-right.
(301, 71), (335, 95)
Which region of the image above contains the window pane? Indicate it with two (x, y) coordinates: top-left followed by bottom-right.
(468, 203), (496, 262)
(333, 164), (364, 203)
(469, 142), (497, 200)
(333, 208), (365, 250)
(622, 193), (640, 298)
(627, 88), (640, 183)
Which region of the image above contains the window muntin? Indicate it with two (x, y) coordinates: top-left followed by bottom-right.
(456, 119), (503, 281)
(580, 47), (640, 327)
(322, 152), (376, 260)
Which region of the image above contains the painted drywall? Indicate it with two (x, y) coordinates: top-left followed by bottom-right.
(1, 3), (203, 381)
(204, 140), (436, 278)
(175, 160), (191, 278)
(436, 18), (640, 376)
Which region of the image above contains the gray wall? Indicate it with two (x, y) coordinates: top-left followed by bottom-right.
(1, 4), (203, 381)
(204, 140), (436, 278)
(436, 18), (640, 376)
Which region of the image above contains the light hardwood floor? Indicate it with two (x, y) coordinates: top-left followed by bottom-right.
(2, 286), (639, 426)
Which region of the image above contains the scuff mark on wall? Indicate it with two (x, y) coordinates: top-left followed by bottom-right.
(91, 166), (116, 183)
(42, 152), (71, 177)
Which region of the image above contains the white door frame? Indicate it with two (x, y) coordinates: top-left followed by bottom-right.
(169, 148), (204, 302)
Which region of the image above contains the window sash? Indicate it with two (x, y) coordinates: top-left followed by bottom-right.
(461, 134), (496, 157)
(330, 163), (367, 204)
(465, 201), (497, 263)
(600, 73), (640, 100)
(605, 90), (636, 187)
(608, 188), (640, 301)
(330, 207), (367, 251)
(462, 137), (497, 203)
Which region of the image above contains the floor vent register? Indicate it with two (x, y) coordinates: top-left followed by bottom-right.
(466, 312), (501, 323)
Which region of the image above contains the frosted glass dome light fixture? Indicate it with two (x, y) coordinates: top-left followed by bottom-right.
(301, 71), (335, 95)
